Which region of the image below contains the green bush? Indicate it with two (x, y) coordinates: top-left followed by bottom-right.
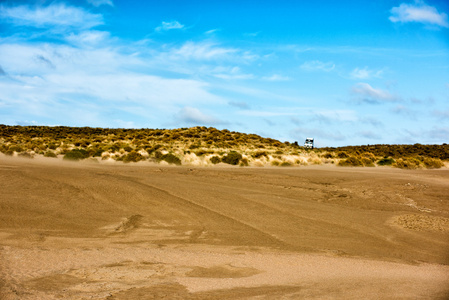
(210, 156), (221, 164)
(338, 156), (363, 167)
(222, 151), (242, 165)
(160, 153), (182, 165)
(377, 157), (395, 166)
(124, 145), (133, 152)
(122, 151), (145, 163)
(63, 149), (89, 161)
(9, 145), (24, 152)
(44, 151), (57, 158)
(48, 143), (58, 150)
(280, 161), (292, 167)
(271, 160), (281, 166)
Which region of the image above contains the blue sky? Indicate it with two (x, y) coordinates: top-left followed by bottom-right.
(0, 0), (448, 146)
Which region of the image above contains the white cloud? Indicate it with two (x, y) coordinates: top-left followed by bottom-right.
(0, 3), (103, 29)
(176, 107), (224, 125)
(214, 66), (254, 80)
(350, 67), (384, 80)
(66, 30), (110, 46)
(155, 20), (185, 31)
(351, 83), (398, 104)
(169, 42), (238, 61)
(262, 74), (291, 81)
(300, 60), (335, 72)
(0, 40), (226, 127)
(86, 0), (114, 7)
(389, 1), (449, 28)
(205, 29), (219, 35)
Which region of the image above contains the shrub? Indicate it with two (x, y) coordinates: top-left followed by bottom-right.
(160, 153), (182, 165)
(124, 145), (133, 152)
(337, 151), (349, 159)
(253, 151), (267, 158)
(195, 149), (214, 156)
(362, 152), (376, 162)
(92, 148), (104, 157)
(9, 145), (24, 153)
(422, 157), (444, 169)
(147, 144), (162, 154)
(63, 149), (89, 161)
(361, 158), (375, 167)
(280, 161), (292, 167)
(122, 151), (145, 163)
(48, 143), (58, 150)
(377, 157), (395, 166)
(338, 156), (363, 167)
(323, 153), (334, 159)
(222, 151), (242, 165)
(210, 156), (221, 164)
(239, 158), (249, 167)
(393, 158), (421, 169)
(44, 151), (57, 158)
(271, 160), (281, 166)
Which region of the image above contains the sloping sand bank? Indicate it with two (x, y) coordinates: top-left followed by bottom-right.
(1, 156), (448, 299)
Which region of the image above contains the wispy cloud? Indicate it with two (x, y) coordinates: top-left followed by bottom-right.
(66, 30), (111, 46)
(176, 107), (224, 125)
(155, 20), (185, 31)
(214, 66), (254, 80)
(168, 42), (238, 61)
(358, 130), (381, 140)
(389, 1), (449, 28)
(262, 74), (291, 81)
(349, 67), (384, 80)
(0, 3), (103, 29)
(351, 83), (398, 104)
(300, 60), (335, 72)
(86, 0), (114, 7)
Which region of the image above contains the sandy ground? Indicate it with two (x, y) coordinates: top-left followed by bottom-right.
(0, 156), (449, 299)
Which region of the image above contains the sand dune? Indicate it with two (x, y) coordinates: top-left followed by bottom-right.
(1, 156), (448, 299)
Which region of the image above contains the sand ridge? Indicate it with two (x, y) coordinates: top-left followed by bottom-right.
(1, 156), (449, 299)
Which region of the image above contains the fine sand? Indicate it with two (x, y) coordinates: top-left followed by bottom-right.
(1, 156), (448, 299)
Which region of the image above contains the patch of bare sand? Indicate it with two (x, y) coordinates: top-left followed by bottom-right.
(1, 156), (449, 299)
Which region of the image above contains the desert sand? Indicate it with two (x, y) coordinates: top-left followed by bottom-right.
(0, 155), (448, 299)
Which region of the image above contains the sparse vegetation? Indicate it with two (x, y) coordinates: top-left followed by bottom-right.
(0, 125), (447, 168)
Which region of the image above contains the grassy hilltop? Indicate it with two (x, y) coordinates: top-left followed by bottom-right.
(0, 125), (447, 168)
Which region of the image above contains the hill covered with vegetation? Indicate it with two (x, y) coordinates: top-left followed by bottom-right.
(0, 125), (447, 169)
